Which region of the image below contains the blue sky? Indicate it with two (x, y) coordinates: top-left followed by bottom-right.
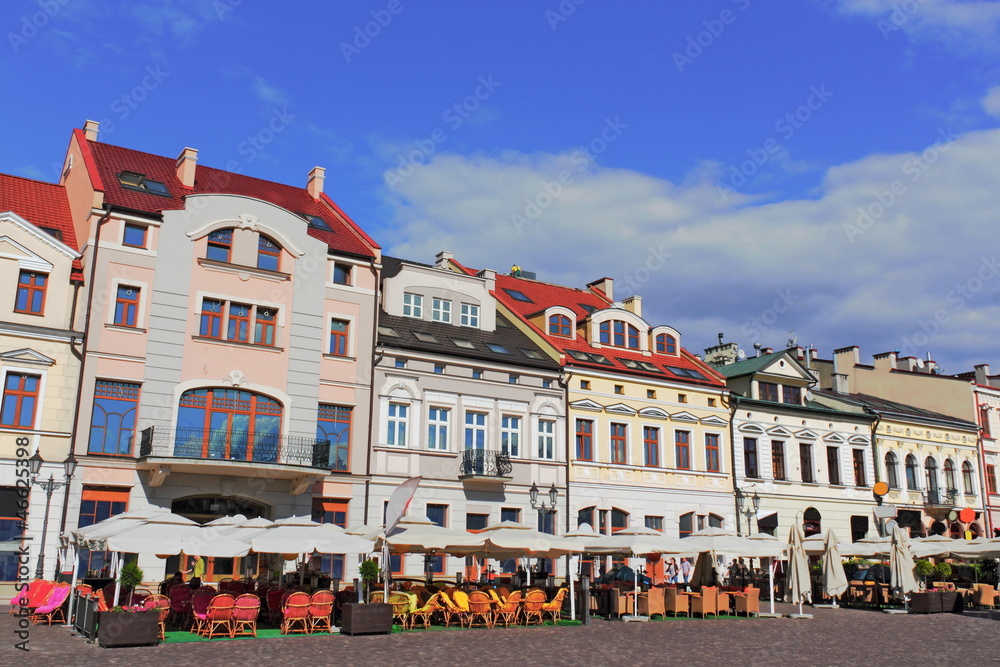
(3, 0), (1000, 373)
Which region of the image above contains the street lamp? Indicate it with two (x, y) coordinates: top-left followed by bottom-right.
(529, 483), (558, 515)
(734, 487), (760, 536)
(29, 452), (77, 579)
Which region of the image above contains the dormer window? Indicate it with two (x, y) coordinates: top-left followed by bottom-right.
(432, 298), (452, 323)
(548, 314), (572, 337)
(403, 293), (423, 318)
(117, 171), (170, 197)
(460, 303), (479, 327)
(599, 320), (639, 349)
(655, 334), (677, 355)
(207, 229), (233, 263)
(257, 235), (281, 271)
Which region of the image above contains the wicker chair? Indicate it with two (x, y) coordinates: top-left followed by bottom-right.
(466, 591), (494, 629)
(973, 584), (996, 610)
(664, 587), (690, 617)
(691, 586), (718, 619)
(231, 594), (261, 638)
(438, 591), (468, 628)
(280, 591), (312, 635)
(494, 590), (522, 627)
(409, 592), (443, 630)
(733, 586), (760, 617)
(541, 588), (568, 624)
(266, 587), (287, 624)
(637, 587), (665, 618)
(190, 587), (217, 635)
(29, 584), (71, 625)
(200, 594), (236, 640)
(388, 591), (413, 629)
(308, 590), (335, 634)
(168, 584), (193, 629)
(522, 589), (547, 626)
(143, 594), (172, 640)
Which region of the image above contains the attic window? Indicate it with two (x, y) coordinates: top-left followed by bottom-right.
(638, 361), (662, 373)
(486, 343), (511, 354)
(37, 226), (63, 242)
(568, 350), (590, 362)
(378, 326), (400, 337)
(579, 304), (597, 313)
(666, 366), (707, 380)
(118, 171), (170, 197)
(520, 348), (543, 360)
(452, 338), (475, 349)
(502, 288), (533, 303)
(304, 214), (332, 231)
(413, 332), (439, 344)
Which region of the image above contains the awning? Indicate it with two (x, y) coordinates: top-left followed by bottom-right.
(756, 511), (778, 529)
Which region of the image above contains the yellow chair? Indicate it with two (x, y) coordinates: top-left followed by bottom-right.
(541, 588), (568, 624)
(409, 592), (442, 629)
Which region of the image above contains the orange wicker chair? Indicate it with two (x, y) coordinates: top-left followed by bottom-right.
(691, 586), (718, 619)
(200, 594), (236, 639)
(522, 589), (547, 626)
(541, 588), (568, 624)
(733, 586), (760, 617)
(409, 592), (443, 629)
(494, 590), (522, 627)
(231, 594), (261, 638)
(664, 587), (690, 617)
(280, 591), (312, 635)
(307, 590), (335, 634)
(143, 594), (171, 640)
(438, 591), (468, 628)
(388, 591), (413, 629)
(466, 591), (494, 629)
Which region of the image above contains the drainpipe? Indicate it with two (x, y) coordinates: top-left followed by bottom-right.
(976, 399), (993, 536)
(722, 390), (739, 534)
(864, 406), (885, 537)
(558, 368), (573, 534)
(363, 258), (380, 525)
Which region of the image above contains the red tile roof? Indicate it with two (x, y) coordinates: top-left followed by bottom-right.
(451, 259), (725, 388)
(77, 129), (378, 259)
(0, 173), (83, 280)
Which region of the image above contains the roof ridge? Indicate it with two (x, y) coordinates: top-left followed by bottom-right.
(0, 172), (61, 188)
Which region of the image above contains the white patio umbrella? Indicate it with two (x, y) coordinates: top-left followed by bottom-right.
(889, 524), (918, 610)
(746, 533), (787, 616)
(452, 521), (582, 560)
(786, 523), (812, 618)
(560, 524), (602, 620)
(383, 515), (486, 554)
(910, 534), (962, 559)
(841, 530), (892, 558)
(821, 529), (849, 606)
(249, 516), (374, 555)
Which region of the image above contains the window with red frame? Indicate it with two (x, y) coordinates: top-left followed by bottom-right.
(200, 299), (223, 338)
(987, 465), (997, 495)
(610, 508), (628, 533)
(705, 433), (721, 472)
(77, 486), (129, 574)
(548, 314), (571, 337)
(599, 320), (640, 349)
(329, 319), (349, 356)
(255, 308), (276, 346)
(113, 285), (140, 327)
(0, 373), (40, 429)
(655, 333), (676, 354)
(610, 423), (627, 464)
(15, 271), (47, 315)
(678, 512), (694, 538)
(257, 235), (281, 271)
(675, 430), (691, 469)
(312, 498), (348, 580)
(206, 228), (233, 262)
(981, 406), (992, 438)
(227, 303), (251, 342)
(643, 426), (659, 467)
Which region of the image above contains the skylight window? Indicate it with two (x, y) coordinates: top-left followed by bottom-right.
(619, 358), (641, 369)
(451, 338), (476, 349)
(587, 353), (612, 365)
(303, 214), (332, 231)
(117, 171), (170, 197)
(378, 326), (400, 337)
(568, 350), (590, 361)
(666, 366), (707, 380)
(520, 348), (543, 359)
(639, 361), (662, 373)
(413, 332), (439, 343)
(579, 303), (597, 313)
(502, 288), (533, 303)
(486, 343), (511, 354)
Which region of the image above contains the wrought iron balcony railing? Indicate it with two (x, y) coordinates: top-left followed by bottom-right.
(922, 488), (958, 508)
(137, 426), (331, 469)
(459, 448), (513, 478)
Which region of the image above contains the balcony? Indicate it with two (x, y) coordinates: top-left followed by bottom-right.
(458, 449), (513, 488)
(135, 426), (331, 494)
(922, 488), (958, 519)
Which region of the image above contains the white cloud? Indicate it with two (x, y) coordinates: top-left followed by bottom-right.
(828, 0), (1000, 49)
(381, 126), (1000, 373)
(252, 77), (289, 106)
(982, 86), (1000, 118)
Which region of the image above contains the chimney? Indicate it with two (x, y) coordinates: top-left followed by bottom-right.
(307, 166), (325, 199)
(175, 147), (198, 188)
(476, 268), (496, 291)
(83, 120), (100, 142)
(832, 373), (849, 394)
(622, 295), (642, 317)
(586, 277), (614, 301)
(873, 351), (897, 370)
(975, 364), (991, 385)
(435, 250), (454, 269)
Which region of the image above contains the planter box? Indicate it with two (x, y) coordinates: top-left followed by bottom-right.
(910, 592), (943, 614)
(340, 602), (392, 635)
(939, 591), (963, 614)
(97, 610), (160, 648)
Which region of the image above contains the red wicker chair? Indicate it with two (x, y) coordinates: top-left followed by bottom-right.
(190, 587), (217, 635)
(168, 584), (193, 628)
(307, 590), (335, 634)
(280, 591), (311, 635)
(231, 594), (261, 638)
(266, 587), (287, 624)
(143, 594), (171, 640)
(200, 594), (235, 639)
(29, 584), (71, 625)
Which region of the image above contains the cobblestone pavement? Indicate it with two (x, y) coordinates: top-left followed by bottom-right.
(4, 604), (999, 667)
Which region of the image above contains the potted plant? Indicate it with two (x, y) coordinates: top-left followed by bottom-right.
(359, 558), (380, 602)
(97, 604), (160, 648)
(914, 559), (934, 588)
(933, 562), (953, 581)
(119, 561), (144, 604)
(341, 559), (391, 636)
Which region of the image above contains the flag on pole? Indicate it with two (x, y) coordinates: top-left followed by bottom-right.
(384, 477), (422, 536)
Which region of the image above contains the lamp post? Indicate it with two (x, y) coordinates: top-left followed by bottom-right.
(529, 482), (558, 517)
(29, 452), (78, 579)
(734, 487), (760, 537)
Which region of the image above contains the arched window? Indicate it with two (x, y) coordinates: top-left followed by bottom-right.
(962, 461), (975, 495)
(678, 512), (694, 538)
(905, 454), (919, 489)
(943, 459), (957, 492)
(599, 320), (640, 349)
(176, 388), (282, 462)
(885, 451), (899, 488)
(610, 508), (629, 533)
(925, 457), (939, 501)
(257, 235), (281, 271)
(548, 314), (572, 337)
(206, 228), (233, 263)
(655, 333), (677, 355)
(803, 507), (822, 537)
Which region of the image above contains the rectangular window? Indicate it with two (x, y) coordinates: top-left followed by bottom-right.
(228, 303), (251, 342)
(77, 486), (129, 575)
(113, 285), (140, 327)
(387, 403), (408, 447)
(465, 411), (487, 450)
(782, 385), (801, 405)
(759, 382), (778, 402)
(199, 299), (223, 338)
(466, 513), (489, 532)
(432, 298), (451, 323)
(427, 407), (449, 451)
(981, 406), (991, 438)
(576, 419), (593, 460)
(88, 380), (140, 455)
(472, 369), (483, 379)
(987, 465), (997, 495)
(500, 415), (520, 457)
(610, 423), (627, 464)
(501, 507), (519, 523)
(538, 419), (555, 460)
(644, 516), (663, 532)
(643, 426), (660, 467)
(122, 223), (147, 248)
(317, 405), (351, 472)
(15, 271), (47, 315)
(800, 443), (814, 483)
(678, 512), (694, 538)
(403, 293), (423, 318)
(771, 441), (786, 480)
(705, 434), (720, 472)
(580, 380), (590, 390)
(744, 438), (759, 478)
(509, 374), (519, 385)
(827, 446), (842, 485)
(852, 449), (867, 487)
(312, 498), (349, 579)
(1, 373), (40, 430)
(675, 430), (691, 470)
(329, 319), (349, 356)
(332, 262), (352, 285)
(254, 307), (276, 346)
(459, 303), (479, 327)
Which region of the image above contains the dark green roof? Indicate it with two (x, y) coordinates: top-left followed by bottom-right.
(714, 352), (782, 378)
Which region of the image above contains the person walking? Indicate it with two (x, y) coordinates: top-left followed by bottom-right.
(680, 557), (693, 584)
(666, 557), (678, 584)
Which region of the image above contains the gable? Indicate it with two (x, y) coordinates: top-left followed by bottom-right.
(700, 415), (727, 426)
(0, 235), (54, 272)
(569, 398), (604, 412)
(0, 348), (56, 366)
(605, 402), (638, 416)
(671, 411), (699, 423)
(639, 407), (670, 420)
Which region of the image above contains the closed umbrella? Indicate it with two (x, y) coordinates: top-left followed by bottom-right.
(689, 550), (718, 589)
(889, 524), (918, 610)
(786, 523), (812, 618)
(821, 529), (849, 606)
(746, 533), (787, 616)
